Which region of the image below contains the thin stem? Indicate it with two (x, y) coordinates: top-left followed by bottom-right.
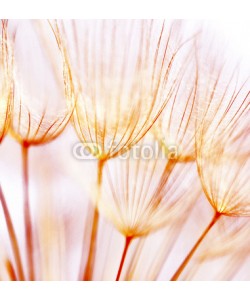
(5, 258), (17, 281)
(116, 236), (133, 281)
(0, 186), (25, 281)
(171, 211), (221, 281)
(22, 144), (35, 281)
(83, 159), (105, 281)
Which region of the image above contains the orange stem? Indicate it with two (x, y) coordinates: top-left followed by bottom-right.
(22, 145), (35, 281)
(0, 185), (25, 280)
(171, 212), (221, 281)
(83, 159), (105, 281)
(116, 236), (133, 281)
(5, 258), (17, 281)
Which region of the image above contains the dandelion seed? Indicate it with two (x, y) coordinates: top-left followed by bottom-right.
(8, 20), (72, 281)
(51, 19), (196, 280)
(54, 20), (195, 160)
(171, 52), (250, 280)
(98, 137), (201, 280)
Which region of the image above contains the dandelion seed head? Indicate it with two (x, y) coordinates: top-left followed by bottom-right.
(98, 137), (201, 237)
(9, 20), (72, 146)
(53, 20), (193, 159)
(196, 52), (250, 216)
